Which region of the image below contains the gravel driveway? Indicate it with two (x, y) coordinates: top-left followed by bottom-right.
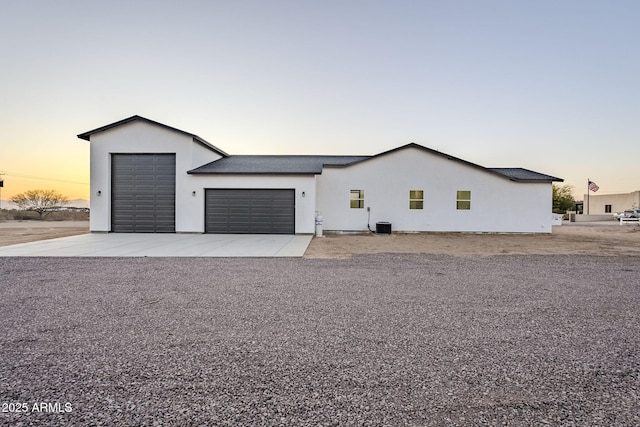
(1, 255), (639, 426)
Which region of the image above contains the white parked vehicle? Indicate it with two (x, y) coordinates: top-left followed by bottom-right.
(618, 209), (640, 224)
(614, 209), (639, 219)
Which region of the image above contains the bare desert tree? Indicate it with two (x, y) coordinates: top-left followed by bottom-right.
(10, 189), (69, 219)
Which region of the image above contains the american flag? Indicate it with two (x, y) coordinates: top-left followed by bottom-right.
(588, 180), (599, 192)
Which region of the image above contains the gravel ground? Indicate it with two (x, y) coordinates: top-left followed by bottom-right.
(1, 255), (639, 426)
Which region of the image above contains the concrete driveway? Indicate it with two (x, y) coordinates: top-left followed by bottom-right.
(0, 233), (312, 257)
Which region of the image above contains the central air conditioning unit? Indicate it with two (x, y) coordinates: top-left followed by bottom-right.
(376, 222), (392, 234)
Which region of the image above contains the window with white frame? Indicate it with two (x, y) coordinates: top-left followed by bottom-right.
(456, 190), (471, 210)
(350, 190), (364, 209)
(409, 190), (424, 209)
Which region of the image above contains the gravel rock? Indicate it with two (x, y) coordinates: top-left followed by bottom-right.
(1, 255), (639, 426)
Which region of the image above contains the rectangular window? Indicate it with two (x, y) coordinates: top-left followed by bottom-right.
(605, 204), (612, 213)
(456, 190), (471, 210)
(409, 190), (424, 209)
(350, 190), (364, 209)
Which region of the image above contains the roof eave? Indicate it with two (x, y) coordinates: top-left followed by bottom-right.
(322, 143), (519, 181)
(187, 171), (318, 176)
(77, 115), (142, 141)
(192, 136), (229, 157)
(77, 115), (228, 157)
(512, 178), (564, 183)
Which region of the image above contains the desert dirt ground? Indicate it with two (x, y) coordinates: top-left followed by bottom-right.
(305, 222), (640, 258)
(0, 220), (90, 246)
(1, 219), (639, 257)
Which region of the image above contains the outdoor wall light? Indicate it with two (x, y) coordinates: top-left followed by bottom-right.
(302, 191), (306, 197)
(192, 191), (196, 197)
(97, 190), (102, 196)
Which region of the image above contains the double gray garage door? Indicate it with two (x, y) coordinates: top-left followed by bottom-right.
(111, 154), (294, 234)
(205, 189), (295, 234)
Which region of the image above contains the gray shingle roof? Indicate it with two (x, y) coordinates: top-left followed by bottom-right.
(188, 147), (563, 182)
(77, 118), (563, 182)
(488, 168), (563, 182)
(188, 155), (370, 175)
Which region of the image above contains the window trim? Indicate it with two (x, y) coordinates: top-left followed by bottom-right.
(350, 189), (365, 209)
(456, 190), (471, 210)
(409, 190), (424, 210)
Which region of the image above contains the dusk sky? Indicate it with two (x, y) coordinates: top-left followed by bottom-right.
(1, 0), (638, 201)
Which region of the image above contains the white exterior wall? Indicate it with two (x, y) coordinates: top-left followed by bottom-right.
(89, 121), (222, 232)
(89, 121), (317, 234)
(190, 175), (317, 234)
(583, 191), (640, 215)
(316, 146), (553, 233)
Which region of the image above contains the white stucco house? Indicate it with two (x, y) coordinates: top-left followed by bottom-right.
(78, 115), (563, 234)
(583, 190), (640, 215)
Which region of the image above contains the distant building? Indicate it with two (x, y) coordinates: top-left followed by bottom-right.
(583, 191), (640, 215)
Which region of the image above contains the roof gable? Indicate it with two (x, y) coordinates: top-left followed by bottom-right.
(325, 142), (483, 169)
(77, 115), (228, 157)
(325, 143), (563, 183)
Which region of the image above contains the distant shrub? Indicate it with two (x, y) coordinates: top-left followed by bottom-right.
(0, 209), (89, 221)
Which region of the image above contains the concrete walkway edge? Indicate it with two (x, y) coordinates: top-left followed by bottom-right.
(0, 234), (313, 257)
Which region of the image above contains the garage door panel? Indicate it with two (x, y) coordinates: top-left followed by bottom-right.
(116, 194), (135, 201)
(205, 189), (295, 234)
(250, 210), (272, 217)
(114, 162), (135, 169)
(227, 197), (250, 204)
(134, 165), (156, 172)
(155, 194), (175, 201)
(209, 208), (229, 215)
(272, 207), (292, 214)
(153, 156), (175, 164)
(134, 181), (156, 189)
(111, 154), (175, 233)
(155, 194), (175, 202)
(155, 183), (175, 190)
(229, 202), (250, 209)
(133, 184), (156, 192)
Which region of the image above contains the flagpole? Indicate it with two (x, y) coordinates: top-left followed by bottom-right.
(586, 178), (589, 215)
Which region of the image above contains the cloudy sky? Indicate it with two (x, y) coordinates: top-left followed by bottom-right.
(1, 0), (638, 201)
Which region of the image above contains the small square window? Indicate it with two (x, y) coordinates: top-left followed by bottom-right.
(350, 190), (364, 209)
(456, 190), (471, 210)
(409, 190), (423, 210)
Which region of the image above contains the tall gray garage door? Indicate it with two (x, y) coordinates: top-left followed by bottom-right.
(111, 154), (176, 233)
(205, 189), (295, 234)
